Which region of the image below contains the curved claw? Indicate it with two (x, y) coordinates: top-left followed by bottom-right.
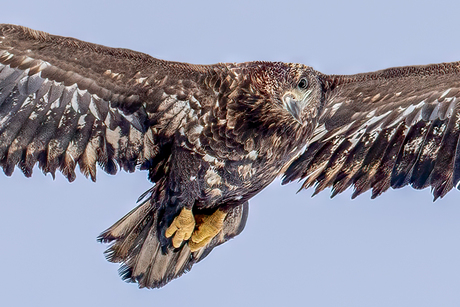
(165, 207), (195, 248)
(189, 209), (227, 252)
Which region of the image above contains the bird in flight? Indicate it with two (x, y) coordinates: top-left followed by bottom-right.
(0, 24), (459, 288)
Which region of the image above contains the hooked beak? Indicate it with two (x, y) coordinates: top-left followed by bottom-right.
(283, 94), (303, 124)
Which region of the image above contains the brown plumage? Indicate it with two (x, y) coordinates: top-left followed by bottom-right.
(283, 64), (460, 200)
(0, 24), (460, 288)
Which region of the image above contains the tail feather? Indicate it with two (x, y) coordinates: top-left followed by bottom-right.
(98, 201), (249, 288)
(98, 200), (153, 263)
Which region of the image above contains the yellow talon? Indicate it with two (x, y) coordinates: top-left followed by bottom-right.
(165, 207), (195, 248)
(189, 209), (227, 252)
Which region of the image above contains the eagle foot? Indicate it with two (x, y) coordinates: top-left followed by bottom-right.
(189, 209), (227, 252)
(165, 207), (196, 248)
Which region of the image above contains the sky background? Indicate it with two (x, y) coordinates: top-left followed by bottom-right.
(1, 0), (460, 306)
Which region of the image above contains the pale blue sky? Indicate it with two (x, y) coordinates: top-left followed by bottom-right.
(1, 1), (460, 306)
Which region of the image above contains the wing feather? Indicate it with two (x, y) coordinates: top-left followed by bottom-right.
(283, 62), (460, 199)
(0, 24), (224, 181)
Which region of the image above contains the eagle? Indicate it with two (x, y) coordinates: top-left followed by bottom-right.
(1, 24), (459, 288)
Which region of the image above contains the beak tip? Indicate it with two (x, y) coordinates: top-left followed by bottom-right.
(287, 101), (302, 124)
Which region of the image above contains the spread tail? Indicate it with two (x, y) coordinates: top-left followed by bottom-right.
(98, 201), (249, 288)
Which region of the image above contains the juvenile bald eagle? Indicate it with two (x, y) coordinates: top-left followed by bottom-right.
(1, 24), (459, 288)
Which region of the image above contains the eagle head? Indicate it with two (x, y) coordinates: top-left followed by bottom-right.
(245, 62), (323, 127)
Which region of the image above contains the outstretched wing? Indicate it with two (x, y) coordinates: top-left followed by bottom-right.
(283, 62), (460, 199)
(0, 24), (225, 181)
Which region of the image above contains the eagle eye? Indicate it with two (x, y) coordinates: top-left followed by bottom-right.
(298, 78), (308, 90)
